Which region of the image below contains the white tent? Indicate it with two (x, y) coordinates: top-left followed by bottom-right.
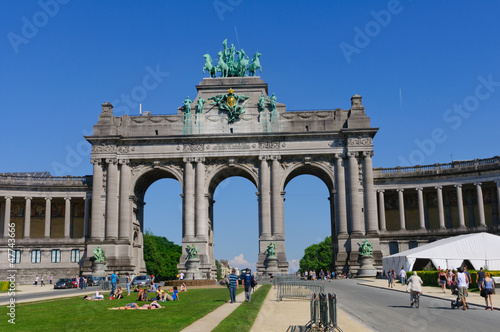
(382, 232), (500, 273)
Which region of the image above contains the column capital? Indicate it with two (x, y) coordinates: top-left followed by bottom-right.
(347, 151), (358, 158)
(362, 151), (374, 158)
(435, 185), (443, 190)
(25, 196), (32, 200)
(396, 188), (404, 192)
(118, 159), (130, 165)
(183, 157), (196, 163)
(333, 152), (346, 159)
(105, 158), (118, 165)
(4, 196), (13, 200)
(271, 155), (281, 161)
(258, 155), (273, 161)
(377, 189), (385, 193)
(474, 182), (482, 187)
(195, 157), (206, 163)
(90, 158), (103, 165)
(45, 197), (52, 201)
(64, 197), (72, 201)
(454, 184), (462, 189)
(415, 187), (423, 192)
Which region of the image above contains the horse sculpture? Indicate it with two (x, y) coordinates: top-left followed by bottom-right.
(202, 54), (216, 78)
(216, 51), (229, 77)
(236, 49), (249, 77)
(248, 52), (262, 76)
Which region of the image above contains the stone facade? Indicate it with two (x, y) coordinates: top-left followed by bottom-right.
(1, 76), (499, 283)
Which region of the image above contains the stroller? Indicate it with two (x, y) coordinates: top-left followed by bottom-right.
(450, 284), (469, 309)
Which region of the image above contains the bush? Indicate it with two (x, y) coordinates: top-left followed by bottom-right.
(0, 281), (10, 292)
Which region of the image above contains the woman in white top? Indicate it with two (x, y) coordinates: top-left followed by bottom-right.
(406, 271), (423, 307)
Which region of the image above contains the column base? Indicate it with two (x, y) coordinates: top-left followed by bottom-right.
(366, 230), (380, 236)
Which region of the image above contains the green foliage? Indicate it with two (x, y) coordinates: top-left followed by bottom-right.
(213, 284), (272, 332)
(143, 230), (182, 281)
(299, 236), (332, 274)
(0, 281), (9, 292)
(216, 259), (222, 280)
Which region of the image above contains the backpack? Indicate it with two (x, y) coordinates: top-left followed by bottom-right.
(251, 275), (257, 288)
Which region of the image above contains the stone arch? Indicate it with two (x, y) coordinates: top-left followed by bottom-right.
(282, 162), (334, 193)
(131, 165), (183, 202)
(206, 164), (258, 194)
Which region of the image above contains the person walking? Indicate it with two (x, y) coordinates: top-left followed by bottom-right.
(40, 275), (45, 286)
(406, 271), (423, 307)
(387, 269), (395, 288)
(34, 275), (38, 286)
(477, 267), (486, 291)
(126, 273), (131, 296)
(438, 269), (447, 293)
(110, 271), (118, 297)
(228, 268), (239, 303)
(482, 272), (495, 310)
(49, 274), (53, 285)
(456, 267), (469, 310)
(242, 268), (253, 302)
(399, 268), (407, 286)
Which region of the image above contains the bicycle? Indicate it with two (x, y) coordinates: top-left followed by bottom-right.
(412, 291), (420, 309)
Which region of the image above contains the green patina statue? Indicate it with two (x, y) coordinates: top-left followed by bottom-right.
(203, 40), (262, 78)
(183, 96), (193, 114)
(93, 246), (106, 262)
(202, 54), (217, 78)
(268, 93), (277, 113)
(209, 88), (249, 123)
(197, 97), (205, 114)
(258, 93), (267, 112)
(264, 242), (277, 258)
(186, 245), (199, 260)
(358, 240), (373, 257)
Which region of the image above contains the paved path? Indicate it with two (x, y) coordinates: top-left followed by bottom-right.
(181, 286), (259, 332)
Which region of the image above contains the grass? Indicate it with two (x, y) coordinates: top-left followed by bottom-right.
(213, 284), (272, 332)
(1, 287), (240, 331)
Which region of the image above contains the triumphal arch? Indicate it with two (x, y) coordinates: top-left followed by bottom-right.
(85, 43), (379, 276)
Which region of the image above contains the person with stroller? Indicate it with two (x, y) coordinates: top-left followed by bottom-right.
(455, 267), (469, 310)
(406, 271), (423, 307)
(482, 273), (496, 310)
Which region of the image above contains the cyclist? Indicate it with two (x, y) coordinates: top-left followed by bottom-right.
(406, 271), (423, 307)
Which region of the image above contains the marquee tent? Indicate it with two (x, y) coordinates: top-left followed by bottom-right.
(382, 232), (500, 273)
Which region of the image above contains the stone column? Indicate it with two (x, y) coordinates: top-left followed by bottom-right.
(334, 153), (348, 236)
(3, 196), (12, 238)
(90, 159), (104, 240)
(475, 182), (486, 228)
(377, 190), (386, 232)
(24, 197), (31, 238)
(106, 159), (119, 240)
(271, 156), (284, 238)
(348, 152), (363, 236)
(84, 194), (90, 238)
(435, 186), (446, 229)
(119, 160), (131, 240)
(397, 189), (406, 230)
(44, 197), (51, 238)
(363, 151), (378, 235)
(416, 188), (426, 230)
(195, 158), (207, 240)
(183, 158), (195, 240)
(455, 184), (466, 228)
(64, 197), (71, 238)
(259, 156), (272, 239)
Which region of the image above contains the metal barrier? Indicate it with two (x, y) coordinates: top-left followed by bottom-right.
(305, 292), (343, 332)
(273, 274), (301, 287)
(276, 281), (324, 301)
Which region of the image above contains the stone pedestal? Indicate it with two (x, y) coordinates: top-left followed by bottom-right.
(357, 256), (377, 277)
(264, 256), (280, 274)
(185, 258), (202, 280)
(92, 261), (107, 277)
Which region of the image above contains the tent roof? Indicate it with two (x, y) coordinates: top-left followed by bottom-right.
(386, 232), (500, 261)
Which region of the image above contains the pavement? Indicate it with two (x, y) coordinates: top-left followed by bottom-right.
(2, 278), (497, 331)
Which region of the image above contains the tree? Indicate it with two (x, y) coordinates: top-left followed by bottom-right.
(299, 236), (332, 274)
(143, 230), (182, 281)
(215, 259), (222, 280)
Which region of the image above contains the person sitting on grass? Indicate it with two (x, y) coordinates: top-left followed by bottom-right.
(136, 289), (148, 301)
(170, 286), (179, 301)
(156, 286), (167, 301)
(133, 285), (140, 292)
(180, 282), (187, 292)
(114, 286), (124, 299)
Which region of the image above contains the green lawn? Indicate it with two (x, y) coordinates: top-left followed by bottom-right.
(213, 284), (271, 332)
(1, 287), (239, 331)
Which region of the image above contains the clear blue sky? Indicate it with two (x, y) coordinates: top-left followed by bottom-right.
(2, 1), (499, 273)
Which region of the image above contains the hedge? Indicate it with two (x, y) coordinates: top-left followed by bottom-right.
(0, 281), (10, 292)
(406, 270), (500, 289)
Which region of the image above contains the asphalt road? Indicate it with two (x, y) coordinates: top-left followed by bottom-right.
(325, 279), (500, 332)
(0, 286), (98, 306)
